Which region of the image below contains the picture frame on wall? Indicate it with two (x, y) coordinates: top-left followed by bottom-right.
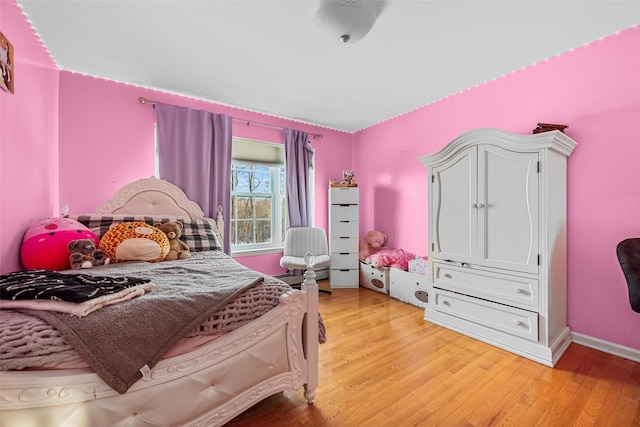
(0, 31), (14, 94)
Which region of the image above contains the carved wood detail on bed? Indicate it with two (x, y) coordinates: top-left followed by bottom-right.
(95, 176), (225, 250)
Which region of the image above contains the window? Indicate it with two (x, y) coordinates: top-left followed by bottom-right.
(231, 138), (287, 254)
(155, 134), (314, 255)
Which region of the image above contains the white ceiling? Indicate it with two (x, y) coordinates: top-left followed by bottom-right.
(16, 0), (640, 133)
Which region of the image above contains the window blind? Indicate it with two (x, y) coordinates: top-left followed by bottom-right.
(232, 138), (284, 166)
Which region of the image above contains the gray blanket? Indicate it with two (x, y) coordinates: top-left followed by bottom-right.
(22, 251), (264, 394)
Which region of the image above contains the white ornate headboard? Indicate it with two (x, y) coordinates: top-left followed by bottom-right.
(95, 177), (224, 248)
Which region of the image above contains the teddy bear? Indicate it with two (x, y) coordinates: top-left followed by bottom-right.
(367, 248), (416, 270)
(68, 239), (110, 269)
(157, 221), (191, 261)
(359, 230), (387, 260)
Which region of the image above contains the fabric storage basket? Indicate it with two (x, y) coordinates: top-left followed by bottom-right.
(359, 261), (389, 294)
(408, 256), (428, 275)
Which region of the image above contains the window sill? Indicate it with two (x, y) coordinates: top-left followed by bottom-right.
(232, 247), (284, 257)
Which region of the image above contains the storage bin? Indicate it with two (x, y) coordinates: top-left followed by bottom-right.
(389, 268), (429, 308)
(359, 261), (389, 294)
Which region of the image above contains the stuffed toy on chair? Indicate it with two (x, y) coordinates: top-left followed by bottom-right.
(359, 230), (387, 260)
(157, 221), (191, 261)
(68, 239), (110, 269)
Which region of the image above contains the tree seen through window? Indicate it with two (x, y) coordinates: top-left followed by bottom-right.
(231, 164), (285, 248)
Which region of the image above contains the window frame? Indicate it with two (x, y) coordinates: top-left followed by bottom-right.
(230, 137), (316, 256)
(230, 160), (287, 255)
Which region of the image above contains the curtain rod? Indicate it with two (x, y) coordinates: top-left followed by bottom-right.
(138, 97), (323, 140)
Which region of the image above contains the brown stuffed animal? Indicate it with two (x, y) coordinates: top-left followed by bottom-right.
(157, 221), (191, 261)
(68, 239), (110, 269)
(359, 230), (387, 260)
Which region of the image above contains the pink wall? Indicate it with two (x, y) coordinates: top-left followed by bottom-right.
(3, 0), (637, 352)
(57, 73), (352, 276)
(0, 0), (58, 273)
(353, 26), (640, 350)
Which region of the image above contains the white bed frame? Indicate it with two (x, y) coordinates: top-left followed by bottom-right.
(0, 177), (319, 427)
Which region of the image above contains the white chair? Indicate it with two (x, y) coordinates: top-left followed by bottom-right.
(280, 227), (332, 295)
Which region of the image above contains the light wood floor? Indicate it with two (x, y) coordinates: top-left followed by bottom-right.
(226, 281), (640, 427)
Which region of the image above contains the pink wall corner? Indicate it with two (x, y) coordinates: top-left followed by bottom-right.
(0, 0), (59, 274)
(57, 73), (352, 276)
(353, 25), (640, 350)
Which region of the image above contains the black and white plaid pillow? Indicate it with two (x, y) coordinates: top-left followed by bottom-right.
(70, 215), (222, 252)
(179, 219), (222, 252)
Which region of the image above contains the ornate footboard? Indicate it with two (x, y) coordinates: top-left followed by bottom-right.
(0, 269), (319, 427)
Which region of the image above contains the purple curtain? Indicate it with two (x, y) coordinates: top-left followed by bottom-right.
(284, 128), (313, 227)
(155, 103), (232, 254)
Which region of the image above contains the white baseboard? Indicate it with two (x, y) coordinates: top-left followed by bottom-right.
(571, 332), (640, 363)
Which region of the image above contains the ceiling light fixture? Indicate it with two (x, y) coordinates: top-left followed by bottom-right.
(314, 0), (377, 45)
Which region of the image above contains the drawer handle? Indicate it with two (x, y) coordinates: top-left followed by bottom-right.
(444, 259), (469, 267)
(514, 320), (527, 328)
(443, 273), (452, 279)
(515, 288), (529, 295)
(441, 300), (450, 306)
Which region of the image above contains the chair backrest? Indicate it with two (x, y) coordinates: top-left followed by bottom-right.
(616, 238), (640, 313)
(283, 227), (329, 258)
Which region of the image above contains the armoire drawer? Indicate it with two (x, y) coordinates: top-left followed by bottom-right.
(330, 205), (358, 221)
(330, 236), (359, 253)
(331, 253), (359, 269)
(433, 263), (539, 310)
(434, 289), (539, 342)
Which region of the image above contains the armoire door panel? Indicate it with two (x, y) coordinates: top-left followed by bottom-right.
(432, 147), (477, 264)
(479, 146), (539, 273)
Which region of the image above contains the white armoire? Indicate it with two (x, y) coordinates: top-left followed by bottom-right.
(419, 128), (577, 366)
